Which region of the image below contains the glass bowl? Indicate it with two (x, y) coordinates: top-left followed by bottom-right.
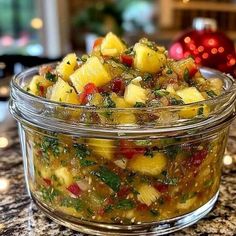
(9, 65), (236, 235)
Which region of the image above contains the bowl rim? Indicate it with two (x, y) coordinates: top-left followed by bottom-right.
(11, 63), (236, 112)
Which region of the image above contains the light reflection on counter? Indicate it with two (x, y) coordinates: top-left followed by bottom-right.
(0, 136), (9, 148)
(0, 177), (9, 192)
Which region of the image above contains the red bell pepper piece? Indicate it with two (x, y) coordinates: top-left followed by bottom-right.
(117, 187), (131, 198)
(111, 78), (125, 94)
(93, 37), (104, 49)
(79, 83), (98, 104)
(154, 183), (168, 193)
(43, 178), (52, 186)
(120, 54), (133, 67)
(67, 183), (82, 196)
(187, 149), (208, 168)
(136, 203), (149, 211)
(120, 140), (144, 159)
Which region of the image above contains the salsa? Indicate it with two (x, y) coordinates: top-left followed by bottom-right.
(25, 32), (226, 224)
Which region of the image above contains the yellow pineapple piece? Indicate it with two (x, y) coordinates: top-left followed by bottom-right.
(90, 93), (103, 106)
(166, 84), (176, 95)
(88, 138), (114, 160)
(40, 167), (51, 179)
(177, 197), (196, 210)
(176, 87), (209, 118)
(101, 32), (126, 57)
(49, 78), (79, 104)
(134, 43), (166, 73)
(137, 184), (160, 206)
(70, 56), (112, 92)
(124, 83), (148, 106)
(29, 75), (53, 96)
(176, 87), (205, 104)
(54, 167), (73, 187)
(127, 152), (167, 176)
(57, 53), (77, 81)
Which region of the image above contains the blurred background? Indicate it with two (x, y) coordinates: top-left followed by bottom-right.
(0, 0), (236, 149)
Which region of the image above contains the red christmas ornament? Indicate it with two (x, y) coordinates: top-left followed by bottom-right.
(169, 18), (236, 77)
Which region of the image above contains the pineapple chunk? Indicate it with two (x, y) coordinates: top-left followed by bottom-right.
(137, 184), (160, 206)
(90, 93), (103, 106)
(176, 87), (205, 104)
(101, 32), (126, 57)
(166, 84), (176, 95)
(40, 167), (51, 179)
(128, 152), (167, 176)
(134, 43), (166, 73)
(88, 138), (114, 160)
(49, 78), (79, 104)
(29, 75), (53, 96)
(177, 197), (196, 210)
(124, 83), (148, 106)
(57, 53), (77, 81)
(70, 56), (111, 92)
(54, 167), (73, 187)
(176, 87), (209, 118)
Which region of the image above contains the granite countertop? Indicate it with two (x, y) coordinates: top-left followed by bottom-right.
(0, 118), (236, 236)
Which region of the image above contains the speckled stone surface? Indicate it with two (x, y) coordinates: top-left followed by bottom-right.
(0, 122), (236, 236)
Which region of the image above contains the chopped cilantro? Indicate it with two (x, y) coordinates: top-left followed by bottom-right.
(165, 145), (180, 159)
(116, 199), (134, 210)
(87, 208), (94, 216)
(143, 74), (153, 82)
(179, 192), (196, 203)
(80, 159), (96, 167)
(166, 68), (173, 74)
(198, 106), (204, 116)
(45, 72), (57, 82)
(61, 197), (84, 211)
(134, 140), (152, 146)
(183, 68), (190, 82)
(134, 102), (145, 108)
(204, 179), (214, 188)
(144, 148), (154, 157)
(41, 187), (60, 202)
(170, 98), (184, 105)
(41, 136), (60, 156)
(104, 204), (113, 213)
(206, 90), (217, 98)
(93, 166), (121, 192)
(150, 209), (159, 216)
(104, 96), (116, 108)
(74, 144), (90, 159)
(154, 89), (169, 97)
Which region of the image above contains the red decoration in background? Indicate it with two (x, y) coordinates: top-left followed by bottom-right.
(169, 19), (236, 78)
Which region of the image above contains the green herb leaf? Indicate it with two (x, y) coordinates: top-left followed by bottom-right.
(204, 179), (214, 188)
(166, 68), (173, 75)
(165, 145), (180, 159)
(198, 106), (204, 116)
(150, 209), (159, 216)
(80, 159), (96, 167)
(41, 136), (60, 156)
(170, 98), (184, 105)
(206, 90), (217, 98)
(45, 72), (57, 82)
(61, 197), (84, 211)
(144, 148), (154, 157)
(116, 199), (134, 210)
(143, 73), (153, 82)
(104, 204), (113, 213)
(183, 68), (190, 82)
(179, 192), (196, 203)
(93, 166), (121, 192)
(154, 89), (169, 97)
(104, 96), (116, 108)
(41, 187), (60, 202)
(134, 102), (145, 108)
(74, 144), (90, 159)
